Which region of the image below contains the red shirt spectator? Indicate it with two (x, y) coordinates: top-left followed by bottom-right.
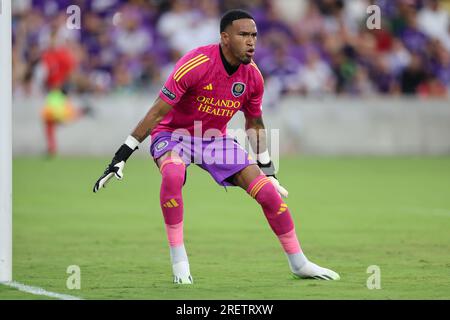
(41, 47), (76, 90)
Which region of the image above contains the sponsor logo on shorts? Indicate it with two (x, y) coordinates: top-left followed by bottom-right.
(231, 82), (246, 97)
(161, 86), (176, 100)
(156, 141), (169, 151)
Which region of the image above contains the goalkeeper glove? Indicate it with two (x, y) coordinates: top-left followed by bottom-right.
(93, 136), (139, 193)
(257, 156), (289, 198)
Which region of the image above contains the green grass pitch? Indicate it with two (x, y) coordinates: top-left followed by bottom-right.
(1, 156), (449, 299)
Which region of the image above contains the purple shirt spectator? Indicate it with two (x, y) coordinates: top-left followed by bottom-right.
(400, 27), (428, 54)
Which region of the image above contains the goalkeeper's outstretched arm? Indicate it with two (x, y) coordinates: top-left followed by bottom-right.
(93, 98), (172, 193)
(245, 115), (288, 198)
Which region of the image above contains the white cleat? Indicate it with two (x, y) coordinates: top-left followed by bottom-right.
(172, 261), (193, 284)
(292, 261), (340, 281)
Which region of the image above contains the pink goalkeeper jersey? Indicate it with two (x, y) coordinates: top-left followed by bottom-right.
(153, 44), (264, 138)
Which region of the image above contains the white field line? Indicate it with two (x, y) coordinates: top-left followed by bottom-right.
(1, 281), (83, 300)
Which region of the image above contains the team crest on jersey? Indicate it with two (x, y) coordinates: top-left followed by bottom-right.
(156, 141), (169, 152)
(231, 82), (246, 97)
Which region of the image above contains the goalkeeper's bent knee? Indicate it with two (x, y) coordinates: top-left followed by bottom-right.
(160, 158), (185, 225)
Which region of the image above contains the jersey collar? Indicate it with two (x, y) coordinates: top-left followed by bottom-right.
(219, 44), (241, 77)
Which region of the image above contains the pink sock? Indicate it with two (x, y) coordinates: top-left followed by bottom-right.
(160, 158), (185, 245)
(278, 229), (302, 254)
(247, 175), (301, 254)
(165, 222), (184, 247)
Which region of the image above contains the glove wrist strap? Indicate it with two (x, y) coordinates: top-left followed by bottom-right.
(125, 135), (140, 150)
(114, 137), (138, 163)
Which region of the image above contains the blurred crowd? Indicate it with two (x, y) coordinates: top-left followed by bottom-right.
(12, 0), (450, 100)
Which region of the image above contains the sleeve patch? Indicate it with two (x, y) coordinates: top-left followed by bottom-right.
(161, 86), (176, 100)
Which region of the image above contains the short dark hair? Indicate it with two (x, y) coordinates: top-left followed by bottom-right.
(220, 9), (254, 33)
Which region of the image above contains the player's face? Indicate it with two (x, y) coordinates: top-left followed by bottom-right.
(222, 19), (257, 65)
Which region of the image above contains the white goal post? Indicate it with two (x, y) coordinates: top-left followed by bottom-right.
(0, 0), (12, 283)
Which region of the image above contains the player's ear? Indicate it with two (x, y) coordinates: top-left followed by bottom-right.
(221, 31), (230, 44)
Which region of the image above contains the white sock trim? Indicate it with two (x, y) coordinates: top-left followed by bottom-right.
(170, 244), (188, 264)
(172, 261), (191, 277)
(125, 135), (140, 150)
(287, 252), (308, 273)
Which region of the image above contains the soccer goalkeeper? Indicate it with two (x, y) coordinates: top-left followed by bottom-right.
(93, 9), (340, 284)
